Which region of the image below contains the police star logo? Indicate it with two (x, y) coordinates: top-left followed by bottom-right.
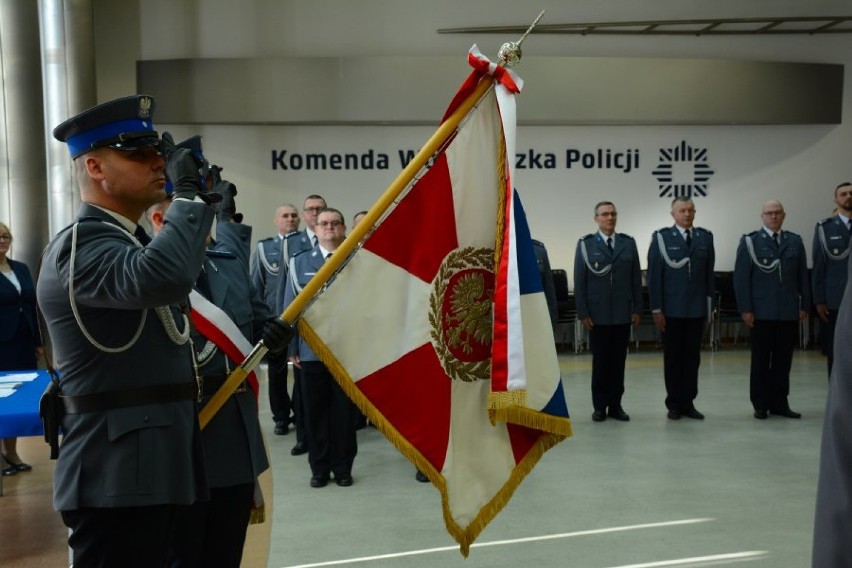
(652, 140), (715, 199)
(137, 96), (153, 119)
(428, 247), (493, 383)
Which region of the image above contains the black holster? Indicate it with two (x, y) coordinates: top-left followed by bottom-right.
(39, 375), (64, 460)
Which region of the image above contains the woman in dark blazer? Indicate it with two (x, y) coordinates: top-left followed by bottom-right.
(0, 222), (42, 475)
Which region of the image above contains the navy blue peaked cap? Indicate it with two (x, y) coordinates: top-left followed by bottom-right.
(53, 95), (160, 158)
(176, 135), (204, 159)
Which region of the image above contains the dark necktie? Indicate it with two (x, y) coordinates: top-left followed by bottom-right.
(325, 252), (332, 261)
(773, 232), (780, 246)
(134, 225), (151, 246)
(312, 235), (318, 247)
(606, 237), (613, 252)
(684, 229), (691, 249)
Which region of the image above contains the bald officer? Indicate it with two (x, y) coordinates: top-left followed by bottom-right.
(734, 200), (809, 420)
(38, 95), (216, 567)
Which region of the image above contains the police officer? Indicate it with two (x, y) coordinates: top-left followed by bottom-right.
(574, 201), (643, 422)
(734, 200), (809, 419)
(250, 204), (311, 436)
(149, 148), (291, 567)
(284, 208), (358, 487)
(647, 196), (715, 420)
(812, 182), (852, 377)
(38, 95), (216, 566)
(532, 238), (559, 338)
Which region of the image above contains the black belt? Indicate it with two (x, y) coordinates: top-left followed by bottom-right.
(61, 380), (197, 414)
(201, 375), (247, 397)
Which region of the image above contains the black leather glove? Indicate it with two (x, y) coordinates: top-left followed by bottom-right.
(215, 180), (238, 222)
(261, 318), (295, 355)
(163, 132), (222, 204)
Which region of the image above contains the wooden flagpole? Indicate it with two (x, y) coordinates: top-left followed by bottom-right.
(199, 12), (544, 429)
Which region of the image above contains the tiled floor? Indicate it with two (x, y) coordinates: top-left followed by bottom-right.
(1, 346), (829, 568)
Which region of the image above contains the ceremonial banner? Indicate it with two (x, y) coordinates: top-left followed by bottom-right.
(296, 47), (571, 555)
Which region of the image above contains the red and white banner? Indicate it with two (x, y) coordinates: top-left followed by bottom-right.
(296, 46), (571, 555)
(188, 289), (259, 400)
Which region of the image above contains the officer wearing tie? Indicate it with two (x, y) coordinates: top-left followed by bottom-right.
(284, 207), (358, 487)
(647, 196), (715, 420)
(812, 182), (852, 377)
(734, 200), (810, 420)
(574, 201), (643, 423)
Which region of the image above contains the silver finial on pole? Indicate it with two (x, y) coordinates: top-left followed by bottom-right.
(497, 10), (545, 67)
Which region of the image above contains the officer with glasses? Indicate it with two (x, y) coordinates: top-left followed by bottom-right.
(284, 207), (358, 488)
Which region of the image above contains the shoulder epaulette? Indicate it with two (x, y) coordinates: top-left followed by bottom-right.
(817, 217), (835, 226)
(619, 233), (635, 241)
(579, 233), (594, 242)
(291, 248), (312, 258)
(531, 238), (544, 247)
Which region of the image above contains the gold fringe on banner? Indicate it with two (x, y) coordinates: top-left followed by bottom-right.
(298, 318), (567, 557)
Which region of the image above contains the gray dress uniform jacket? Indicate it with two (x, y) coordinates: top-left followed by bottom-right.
(251, 231), (312, 314)
(36, 201), (214, 511)
(813, 236), (852, 566)
(195, 222), (270, 488)
(733, 229), (810, 320)
(574, 233), (643, 325)
(647, 226), (715, 318)
(812, 216), (851, 310)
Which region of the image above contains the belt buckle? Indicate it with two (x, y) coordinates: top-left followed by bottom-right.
(234, 381), (247, 394)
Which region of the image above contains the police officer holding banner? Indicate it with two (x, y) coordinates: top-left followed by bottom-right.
(574, 201), (643, 423)
(733, 200), (809, 420)
(251, 204), (311, 436)
(148, 137), (291, 567)
(37, 96), (218, 566)
(812, 182), (852, 378)
(647, 196), (715, 420)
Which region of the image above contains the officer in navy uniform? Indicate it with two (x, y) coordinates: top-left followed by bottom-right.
(284, 207), (357, 488)
(812, 182), (852, 377)
(275, 195), (326, 455)
(250, 204), (311, 436)
(148, 141), (292, 567)
(734, 200), (809, 420)
(38, 96), (217, 567)
(647, 196), (715, 420)
(574, 201), (643, 422)
(532, 238), (559, 338)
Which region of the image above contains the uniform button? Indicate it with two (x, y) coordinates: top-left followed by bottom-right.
(143, 416), (150, 423)
(188, 213), (197, 222)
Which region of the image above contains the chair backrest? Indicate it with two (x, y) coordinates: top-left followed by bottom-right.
(551, 268), (575, 321)
(714, 271), (738, 312)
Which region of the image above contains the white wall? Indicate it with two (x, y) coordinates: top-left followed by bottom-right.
(94, 0), (852, 282)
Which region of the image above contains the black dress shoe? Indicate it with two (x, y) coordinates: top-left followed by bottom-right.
(1, 465), (16, 476)
(310, 475), (329, 488)
(335, 475), (353, 487)
(771, 408), (802, 419)
(290, 442), (308, 456)
(415, 470), (429, 483)
(608, 407), (630, 422)
(592, 410), (607, 422)
(667, 410), (682, 420)
(274, 421), (289, 435)
(682, 408), (705, 420)
(754, 409), (768, 420)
